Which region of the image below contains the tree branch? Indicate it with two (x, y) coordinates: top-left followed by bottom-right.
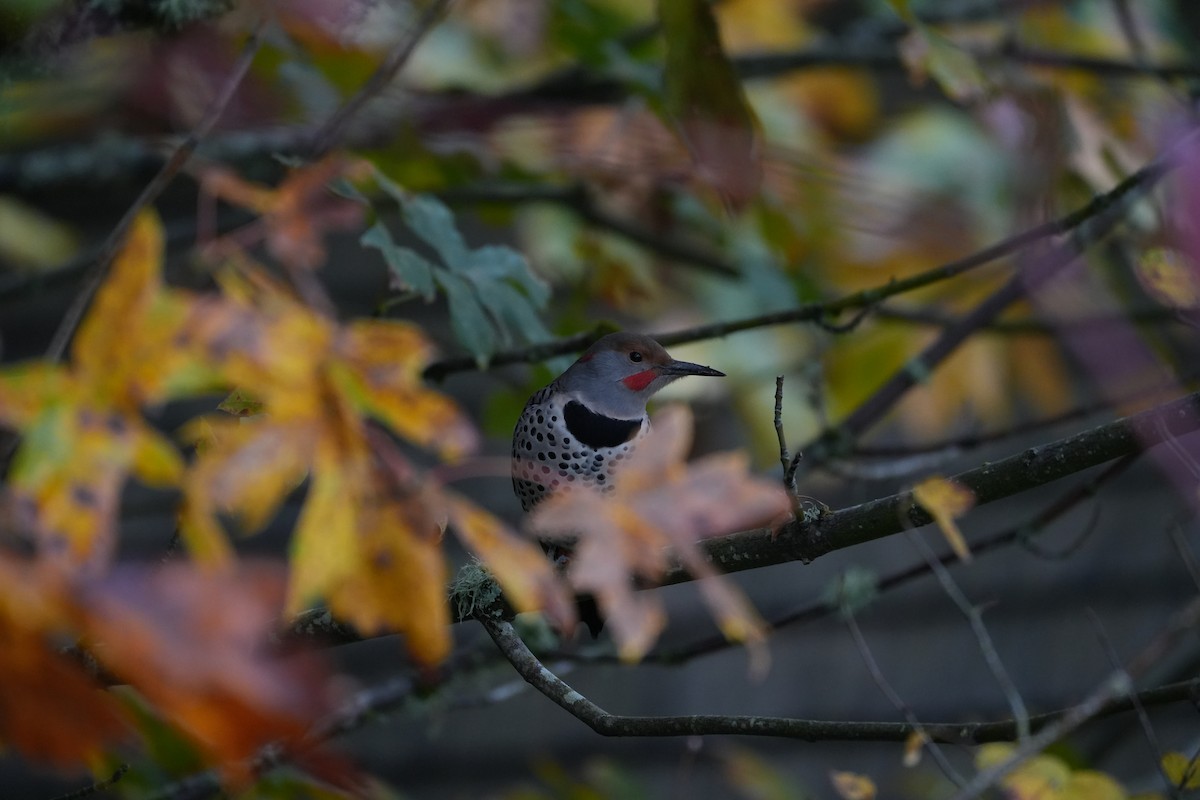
(674, 390), (1200, 583)
(479, 611), (1200, 745)
(42, 19), (267, 363)
(423, 139), (1177, 380)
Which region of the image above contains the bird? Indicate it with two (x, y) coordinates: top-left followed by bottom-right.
(512, 331), (725, 635)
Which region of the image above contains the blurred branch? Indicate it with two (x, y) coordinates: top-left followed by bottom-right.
(1088, 607), (1180, 798)
(48, 764), (130, 800)
(792, 139), (1178, 474)
(875, 304), (1188, 335)
(7, 34), (1198, 193)
(844, 611), (965, 785)
(907, 528), (1030, 739)
(424, 138), (1176, 380)
(736, 45), (1200, 83)
(440, 184), (740, 278)
(42, 20), (267, 363)
(308, 0), (452, 157)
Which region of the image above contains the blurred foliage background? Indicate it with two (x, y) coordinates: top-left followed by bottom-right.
(4, 0), (1200, 798)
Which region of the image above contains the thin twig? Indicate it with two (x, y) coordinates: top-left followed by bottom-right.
(424, 133), (1183, 381)
(308, 0), (452, 157)
(635, 455), (1136, 666)
(773, 376), (797, 496)
(844, 611), (965, 786)
(1087, 608), (1179, 800)
(948, 595), (1200, 800)
(907, 529), (1030, 740)
(43, 19), (268, 364)
(667, 391), (1200, 586)
(1168, 519), (1200, 593)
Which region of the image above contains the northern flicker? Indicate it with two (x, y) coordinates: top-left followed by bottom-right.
(512, 332), (725, 634)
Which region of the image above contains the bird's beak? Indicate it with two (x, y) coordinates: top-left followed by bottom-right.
(659, 359), (726, 378)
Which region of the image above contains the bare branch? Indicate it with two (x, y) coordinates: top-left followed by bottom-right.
(676, 391), (1200, 583)
(425, 136), (1180, 381)
(844, 611), (965, 786)
(43, 19), (268, 363)
(907, 529), (1029, 739)
(308, 0), (452, 157)
(948, 595), (1200, 800)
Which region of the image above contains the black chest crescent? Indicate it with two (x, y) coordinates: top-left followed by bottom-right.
(563, 400), (642, 449)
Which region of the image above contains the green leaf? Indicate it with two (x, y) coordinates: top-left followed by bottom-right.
(434, 270), (495, 366)
(367, 173), (551, 362)
(360, 221), (436, 300)
(400, 194), (469, 267)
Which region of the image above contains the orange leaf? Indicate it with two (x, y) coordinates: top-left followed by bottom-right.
(912, 476), (976, 561)
(76, 563), (347, 786)
(201, 157), (367, 270)
(446, 493), (575, 631)
(0, 559), (130, 767)
(529, 406), (790, 661)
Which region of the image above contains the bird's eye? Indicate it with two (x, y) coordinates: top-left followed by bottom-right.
(629, 351), (643, 363)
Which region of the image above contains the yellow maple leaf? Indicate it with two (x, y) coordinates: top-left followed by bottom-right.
(528, 405), (790, 662)
(0, 211), (191, 564)
(912, 475), (975, 561)
(177, 272), (480, 664)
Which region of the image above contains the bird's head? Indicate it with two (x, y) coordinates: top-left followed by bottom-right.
(558, 332), (725, 418)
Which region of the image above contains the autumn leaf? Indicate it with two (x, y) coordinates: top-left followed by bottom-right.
(445, 493), (575, 631)
(1163, 751), (1200, 789)
(0, 211), (189, 564)
(74, 562), (350, 787)
(201, 156), (369, 270)
(903, 730), (928, 767)
(1136, 247), (1200, 309)
(0, 558), (130, 767)
(912, 475), (975, 561)
(176, 269), (480, 664)
(528, 405), (790, 662)
(830, 769), (877, 800)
